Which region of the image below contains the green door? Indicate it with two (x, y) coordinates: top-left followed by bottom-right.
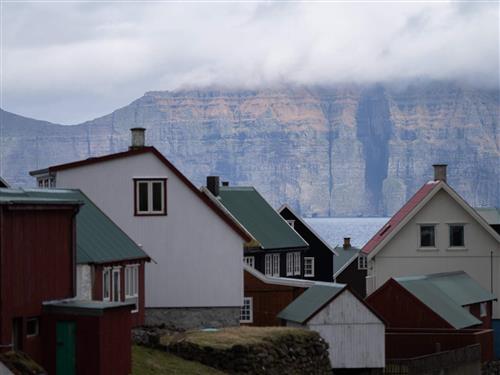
(56, 321), (76, 375)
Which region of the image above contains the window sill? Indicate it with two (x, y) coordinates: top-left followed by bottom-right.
(417, 247), (439, 252)
(131, 310), (139, 314)
(134, 212), (167, 217)
(446, 247), (468, 252)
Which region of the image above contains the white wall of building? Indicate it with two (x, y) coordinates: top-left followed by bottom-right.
(306, 291), (385, 369)
(76, 264), (92, 300)
(367, 189), (500, 317)
(55, 152), (244, 308)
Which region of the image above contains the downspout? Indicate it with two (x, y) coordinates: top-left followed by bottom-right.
(491, 251), (494, 293)
(72, 205), (81, 298)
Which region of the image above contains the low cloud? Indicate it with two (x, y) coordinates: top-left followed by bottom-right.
(2, 2), (498, 124)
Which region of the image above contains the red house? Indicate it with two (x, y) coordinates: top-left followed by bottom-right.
(366, 271), (496, 362)
(0, 188), (137, 374)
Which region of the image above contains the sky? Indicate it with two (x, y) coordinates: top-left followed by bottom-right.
(1, 1), (498, 125)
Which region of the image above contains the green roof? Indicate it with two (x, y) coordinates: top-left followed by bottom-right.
(333, 246), (361, 276)
(395, 271), (496, 329)
(217, 187), (308, 250)
(277, 284), (345, 324)
(475, 208), (500, 225)
(0, 188), (149, 264)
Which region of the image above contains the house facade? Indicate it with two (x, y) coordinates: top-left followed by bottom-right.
(278, 204), (337, 282)
(278, 284), (386, 370)
(30, 128), (250, 328)
(333, 237), (367, 297)
(204, 178), (309, 279)
(362, 165), (500, 317)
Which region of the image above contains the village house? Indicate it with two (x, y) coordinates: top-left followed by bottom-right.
(278, 283), (386, 371)
(30, 128), (251, 329)
(361, 164), (500, 349)
(204, 178), (309, 278)
(366, 271), (496, 362)
(278, 204), (338, 282)
(333, 237), (367, 297)
(0, 188), (134, 375)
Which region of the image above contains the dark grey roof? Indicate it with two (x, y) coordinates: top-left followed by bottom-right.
(333, 246), (361, 277)
(43, 299), (134, 316)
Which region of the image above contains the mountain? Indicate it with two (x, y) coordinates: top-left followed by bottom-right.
(1, 81), (498, 216)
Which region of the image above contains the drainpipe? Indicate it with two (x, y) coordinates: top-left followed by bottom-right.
(491, 251), (494, 293)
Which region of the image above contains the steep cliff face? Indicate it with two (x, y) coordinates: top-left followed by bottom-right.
(1, 81), (498, 216)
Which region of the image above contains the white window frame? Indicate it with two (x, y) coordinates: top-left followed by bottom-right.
(265, 254), (272, 276)
(304, 257), (315, 277)
(103, 267), (111, 301)
(240, 297), (253, 323)
(244, 256), (255, 268)
(286, 253), (293, 276)
(419, 224), (437, 248)
(111, 267), (121, 302)
(272, 254), (280, 277)
(135, 179), (166, 215)
(480, 302), (487, 317)
(293, 252), (301, 275)
(125, 264), (139, 313)
(358, 255), (368, 270)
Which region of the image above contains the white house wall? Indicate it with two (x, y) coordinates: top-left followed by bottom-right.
(307, 291), (385, 369)
(367, 189), (500, 317)
(76, 264), (92, 300)
(55, 152), (244, 308)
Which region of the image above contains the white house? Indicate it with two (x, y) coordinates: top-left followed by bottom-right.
(278, 284), (385, 370)
(30, 128), (251, 328)
(362, 165), (500, 320)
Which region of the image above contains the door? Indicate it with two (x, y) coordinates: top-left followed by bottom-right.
(12, 318), (23, 351)
(56, 321), (76, 375)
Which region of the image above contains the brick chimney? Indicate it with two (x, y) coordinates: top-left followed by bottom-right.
(343, 237), (351, 249)
(130, 127), (146, 150)
(207, 176), (220, 196)
(433, 164), (447, 182)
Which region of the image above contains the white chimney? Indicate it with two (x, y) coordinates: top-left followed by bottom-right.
(433, 164), (447, 182)
(130, 127), (146, 149)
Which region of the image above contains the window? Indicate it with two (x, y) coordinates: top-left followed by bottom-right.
(265, 254), (280, 277)
(134, 179), (167, 215)
(244, 256), (255, 268)
(449, 225), (465, 247)
(37, 177), (55, 188)
(112, 268), (121, 302)
(286, 220), (295, 228)
(125, 265), (139, 313)
(358, 255), (368, 270)
(304, 257), (315, 277)
(240, 297), (253, 323)
(286, 253), (293, 276)
(420, 225), (436, 247)
(293, 252), (301, 275)
(26, 318), (39, 337)
(480, 302), (487, 317)
(103, 267), (111, 301)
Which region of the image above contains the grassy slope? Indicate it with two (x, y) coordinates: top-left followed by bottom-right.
(132, 345), (227, 375)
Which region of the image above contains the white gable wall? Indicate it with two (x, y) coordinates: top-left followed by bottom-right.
(55, 152), (244, 308)
(306, 291), (385, 369)
(368, 189), (500, 316)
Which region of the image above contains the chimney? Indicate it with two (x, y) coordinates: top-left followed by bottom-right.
(343, 237), (351, 249)
(222, 181), (229, 187)
(433, 164), (447, 182)
(130, 127), (146, 149)
(207, 176), (220, 196)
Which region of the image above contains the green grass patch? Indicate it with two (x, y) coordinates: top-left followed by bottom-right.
(162, 326), (311, 350)
(132, 345), (226, 375)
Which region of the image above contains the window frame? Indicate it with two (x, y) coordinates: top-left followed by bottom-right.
(103, 267), (111, 301)
(358, 255), (368, 270)
(244, 256), (255, 268)
(265, 254), (280, 277)
(304, 257), (315, 277)
(133, 178), (168, 216)
(480, 302), (487, 318)
(286, 253), (293, 276)
(419, 224), (437, 249)
(272, 254), (280, 277)
(293, 252), (301, 275)
(26, 317), (39, 337)
(111, 267), (121, 302)
(240, 297), (253, 323)
(448, 224), (465, 248)
(125, 264), (139, 313)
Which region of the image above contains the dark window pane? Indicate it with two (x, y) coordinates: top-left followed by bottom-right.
(27, 318), (39, 336)
(138, 182), (149, 212)
(420, 225), (435, 247)
(450, 225), (464, 247)
(152, 182), (163, 212)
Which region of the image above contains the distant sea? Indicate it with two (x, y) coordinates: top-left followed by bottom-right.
(305, 217), (390, 248)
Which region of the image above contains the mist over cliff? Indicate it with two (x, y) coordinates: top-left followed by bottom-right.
(1, 81), (498, 216)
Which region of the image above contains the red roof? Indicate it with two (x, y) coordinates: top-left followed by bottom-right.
(362, 181), (441, 255)
(30, 146), (252, 242)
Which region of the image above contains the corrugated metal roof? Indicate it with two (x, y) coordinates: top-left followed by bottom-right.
(217, 187), (308, 250)
(277, 284), (345, 324)
(395, 271), (496, 329)
(43, 299), (135, 316)
(475, 208), (500, 225)
(0, 188), (149, 264)
(333, 246), (361, 276)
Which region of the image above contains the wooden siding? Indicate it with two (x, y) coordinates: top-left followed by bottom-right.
(335, 259), (367, 297)
(243, 270), (305, 326)
(0, 205), (76, 358)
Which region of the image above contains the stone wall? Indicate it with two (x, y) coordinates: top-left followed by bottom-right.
(145, 307), (240, 330)
(164, 330), (331, 375)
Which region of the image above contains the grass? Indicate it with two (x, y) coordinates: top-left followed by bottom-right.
(132, 345), (227, 375)
(161, 326), (311, 350)
(0, 351), (46, 375)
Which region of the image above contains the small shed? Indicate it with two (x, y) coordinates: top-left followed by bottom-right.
(278, 284), (385, 370)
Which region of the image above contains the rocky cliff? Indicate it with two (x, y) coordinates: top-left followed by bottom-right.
(1, 81), (498, 216)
